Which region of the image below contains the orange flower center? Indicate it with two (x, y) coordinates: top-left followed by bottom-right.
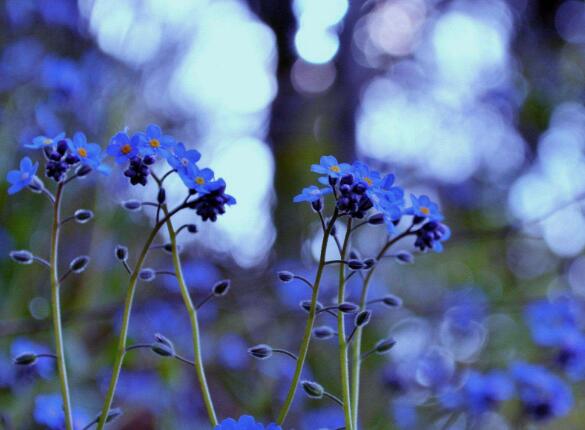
(149, 138), (161, 148)
(421, 207), (430, 215)
(77, 148), (88, 158)
(43, 138), (52, 145)
(195, 177), (205, 185)
(329, 165), (340, 173)
(364, 177), (373, 186)
(121, 144), (132, 154)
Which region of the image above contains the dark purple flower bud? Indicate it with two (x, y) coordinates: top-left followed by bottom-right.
(143, 155), (156, 165)
(212, 279), (231, 296)
(313, 326), (335, 340)
(65, 154), (80, 165)
(115, 245), (128, 262)
(413, 215), (426, 225)
(375, 338), (397, 354)
(394, 251), (414, 264)
(75, 164), (92, 178)
(348, 259), (365, 270)
(300, 300), (323, 313)
(340, 174), (353, 186)
(328, 176), (337, 186)
(311, 198), (323, 212)
(122, 200), (142, 211)
(301, 380), (324, 399)
(14, 352), (37, 366)
(150, 342), (175, 357)
(56, 140), (69, 155)
(248, 344), (273, 360)
(368, 213), (385, 225)
(139, 268), (156, 282)
(154, 333), (174, 349)
(278, 271), (295, 283)
(74, 209), (94, 224)
(162, 243), (174, 254)
(355, 310), (372, 327)
(9, 250), (34, 265)
(382, 295), (403, 308)
(69, 256), (90, 273)
(157, 188), (166, 204)
(186, 224), (198, 234)
(338, 302), (359, 313)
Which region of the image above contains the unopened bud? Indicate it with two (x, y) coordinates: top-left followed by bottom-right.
(355, 310), (372, 327)
(69, 256), (90, 273)
(14, 352), (37, 366)
(212, 279), (231, 296)
(277, 271), (294, 283)
(9, 250), (34, 265)
(301, 380), (324, 399)
(74, 209), (94, 224)
(313, 326), (335, 340)
(248, 344), (273, 360)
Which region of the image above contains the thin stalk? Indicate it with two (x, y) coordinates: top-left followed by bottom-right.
(349, 229), (413, 429)
(277, 210), (338, 425)
(163, 206), (218, 426)
(337, 218), (353, 430)
(50, 182), (74, 430)
(97, 205), (184, 430)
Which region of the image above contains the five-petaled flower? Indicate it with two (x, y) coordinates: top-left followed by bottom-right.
(293, 185), (332, 203)
(407, 194), (443, 221)
(25, 132), (66, 149)
(311, 155), (351, 183)
(184, 166), (215, 194)
(6, 157), (39, 194)
(107, 131), (140, 165)
(167, 142), (201, 184)
(68, 132), (102, 169)
(137, 124), (176, 158)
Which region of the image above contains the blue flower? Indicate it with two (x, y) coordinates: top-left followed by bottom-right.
(189, 179), (236, 222)
(293, 185), (332, 203)
(311, 155), (351, 182)
(137, 124), (176, 158)
(524, 298), (580, 347)
(369, 174), (405, 233)
(406, 194), (443, 221)
(351, 160), (382, 188)
(34, 394), (64, 429)
(6, 157), (39, 195)
(557, 333), (585, 380)
(414, 221), (450, 253)
(442, 370), (513, 414)
(167, 142), (201, 180)
(106, 131), (140, 165)
(511, 361), (573, 421)
(25, 132), (65, 149)
(183, 166), (215, 194)
(67, 132), (102, 169)
(214, 415), (281, 430)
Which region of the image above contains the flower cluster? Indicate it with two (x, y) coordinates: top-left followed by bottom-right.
(214, 415), (281, 430)
(7, 132), (106, 194)
(107, 124), (235, 222)
(294, 155), (450, 252)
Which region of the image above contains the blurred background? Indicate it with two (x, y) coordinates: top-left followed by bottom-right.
(1, 0), (585, 428)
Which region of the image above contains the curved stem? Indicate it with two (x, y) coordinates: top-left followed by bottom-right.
(337, 218), (353, 430)
(97, 206), (184, 430)
(349, 228), (413, 429)
(277, 210), (338, 425)
(163, 206), (219, 426)
(50, 183), (74, 430)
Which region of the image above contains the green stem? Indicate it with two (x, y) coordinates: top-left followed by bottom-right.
(350, 229), (412, 429)
(163, 206), (218, 426)
(97, 206), (183, 430)
(277, 210), (338, 425)
(337, 219), (353, 430)
(50, 183), (74, 430)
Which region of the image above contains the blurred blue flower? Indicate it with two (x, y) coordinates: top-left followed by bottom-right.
(511, 361), (573, 421)
(215, 415), (281, 430)
(311, 155), (351, 181)
(406, 194), (443, 221)
(217, 334), (249, 370)
(442, 370), (512, 414)
(167, 142), (201, 183)
(392, 401), (419, 430)
(41, 56), (84, 101)
(293, 185), (332, 203)
(33, 393), (89, 429)
(301, 406), (344, 429)
(68, 132), (103, 169)
(415, 348), (454, 391)
(107, 131), (140, 164)
(138, 124), (176, 158)
(0, 38), (44, 89)
(557, 333), (585, 380)
(25, 132), (65, 149)
(6, 157), (38, 195)
(525, 298), (581, 347)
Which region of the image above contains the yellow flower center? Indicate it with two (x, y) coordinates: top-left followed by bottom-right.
(421, 207), (430, 215)
(149, 138), (161, 148)
(77, 148), (88, 158)
(329, 165), (340, 173)
(43, 138), (52, 145)
(364, 177), (373, 186)
(195, 176), (205, 185)
(121, 144), (132, 154)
